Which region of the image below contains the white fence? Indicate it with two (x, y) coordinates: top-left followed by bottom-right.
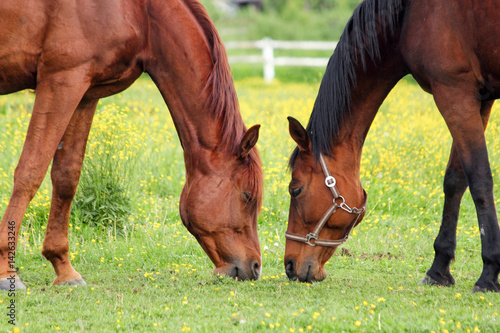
(225, 38), (338, 82)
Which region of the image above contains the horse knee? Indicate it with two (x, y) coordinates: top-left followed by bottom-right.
(443, 168), (467, 198)
(482, 248), (500, 267)
(42, 241), (69, 261)
(51, 164), (81, 201)
(433, 238), (455, 258)
(12, 168), (44, 201)
(469, 179), (494, 209)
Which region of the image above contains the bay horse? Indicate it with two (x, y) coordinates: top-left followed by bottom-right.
(285, 0), (500, 292)
(0, 0), (263, 289)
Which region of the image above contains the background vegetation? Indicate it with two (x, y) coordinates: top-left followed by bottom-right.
(200, 0), (364, 83)
(203, 0), (362, 40)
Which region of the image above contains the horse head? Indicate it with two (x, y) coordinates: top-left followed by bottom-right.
(285, 117), (366, 282)
(179, 125), (263, 280)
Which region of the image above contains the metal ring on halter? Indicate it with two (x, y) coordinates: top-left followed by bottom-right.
(337, 195), (352, 213)
(340, 201), (353, 213)
(305, 233), (317, 246)
(325, 175), (336, 188)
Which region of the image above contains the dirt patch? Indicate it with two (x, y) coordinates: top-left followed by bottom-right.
(337, 247), (404, 260)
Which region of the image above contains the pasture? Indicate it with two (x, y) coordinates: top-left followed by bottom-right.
(0, 76), (499, 331)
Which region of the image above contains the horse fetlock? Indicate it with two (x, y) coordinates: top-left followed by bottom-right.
(481, 252), (500, 279)
(433, 246), (455, 264)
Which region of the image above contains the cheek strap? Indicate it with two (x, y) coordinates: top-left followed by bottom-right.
(285, 154), (366, 247)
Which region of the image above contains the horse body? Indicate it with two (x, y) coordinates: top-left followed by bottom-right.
(0, 1), (147, 96)
(0, 0), (263, 289)
(286, 0), (500, 292)
(403, 0), (500, 97)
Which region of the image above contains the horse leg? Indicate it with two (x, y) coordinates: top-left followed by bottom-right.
(422, 100), (494, 287)
(0, 71), (89, 290)
(433, 86), (500, 292)
(42, 98), (97, 286)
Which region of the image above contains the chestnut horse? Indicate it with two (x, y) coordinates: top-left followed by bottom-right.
(285, 0), (500, 292)
(0, 0), (263, 289)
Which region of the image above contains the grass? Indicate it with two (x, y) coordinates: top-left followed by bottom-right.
(0, 75), (499, 332)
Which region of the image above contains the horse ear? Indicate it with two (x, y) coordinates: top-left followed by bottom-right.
(288, 117), (310, 152)
(238, 124), (260, 158)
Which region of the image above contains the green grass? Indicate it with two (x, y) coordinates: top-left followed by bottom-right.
(0, 75), (499, 332)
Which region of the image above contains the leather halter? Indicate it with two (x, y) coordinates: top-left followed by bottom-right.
(285, 153), (367, 247)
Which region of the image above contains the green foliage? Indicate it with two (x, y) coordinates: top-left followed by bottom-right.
(71, 105), (144, 232)
(203, 0), (363, 41)
(199, 0), (365, 82)
(262, 0), (361, 14)
(230, 64), (327, 83)
(72, 179), (131, 232)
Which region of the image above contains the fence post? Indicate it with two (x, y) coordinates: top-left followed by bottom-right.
(261, 38), (275, 82)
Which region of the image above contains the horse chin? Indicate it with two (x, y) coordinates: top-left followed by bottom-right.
(303, 266), (327, 283)
(212, 259), (261, 281)
(313, 267), (328, 282)
(295, 264), (327, 283)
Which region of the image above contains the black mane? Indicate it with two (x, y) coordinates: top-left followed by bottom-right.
(290, 0), (406, 165)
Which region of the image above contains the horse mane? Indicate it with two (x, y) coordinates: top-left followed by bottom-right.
(183, 0), (243, 153)
(184, 0), (263, 204)
(290, 0), (406, 165)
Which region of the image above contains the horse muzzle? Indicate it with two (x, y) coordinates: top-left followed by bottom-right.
(213, 259), (261, 281)
(285, 257), (327, 283)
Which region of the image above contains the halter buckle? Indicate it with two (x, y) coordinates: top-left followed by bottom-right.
(305, 233), (317, 246)
(325, 176), (336, 188)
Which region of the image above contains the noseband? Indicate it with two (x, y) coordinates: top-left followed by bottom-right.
(285, 153), (367, 247)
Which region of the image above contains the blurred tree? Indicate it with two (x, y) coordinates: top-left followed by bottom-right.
(198, 0), (363, 41)
(262, 0), (360, 13)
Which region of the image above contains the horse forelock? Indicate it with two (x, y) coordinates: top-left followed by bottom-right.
(291, 0), (406, 166)
(183, 0), (244, 157)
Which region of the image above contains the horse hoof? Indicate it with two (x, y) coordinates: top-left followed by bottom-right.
(471, 284), (500, 293)
(420, 274), (438, 285)
(56, 277), (87, 287)
(0, 277), (26, 291)
(421, 273), (454, 287)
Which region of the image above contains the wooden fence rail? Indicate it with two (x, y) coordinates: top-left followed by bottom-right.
(225, 38), (338, 82)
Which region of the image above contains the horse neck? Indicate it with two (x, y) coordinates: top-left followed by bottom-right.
(333, 47), (406, 180)
(144, 0), (242, 170)
(309, 0), (410, 181)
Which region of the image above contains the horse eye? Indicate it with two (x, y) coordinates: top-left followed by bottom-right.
(243, 192), (252, 202)
(290, 187), (303, 198)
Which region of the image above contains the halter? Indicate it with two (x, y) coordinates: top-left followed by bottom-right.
(285, 153), (367, 247)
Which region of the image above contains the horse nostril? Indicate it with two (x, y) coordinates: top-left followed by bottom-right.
(234, 265), (240, 281)
(285, 259), (295, 279)
(251, 260), (261, 280)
